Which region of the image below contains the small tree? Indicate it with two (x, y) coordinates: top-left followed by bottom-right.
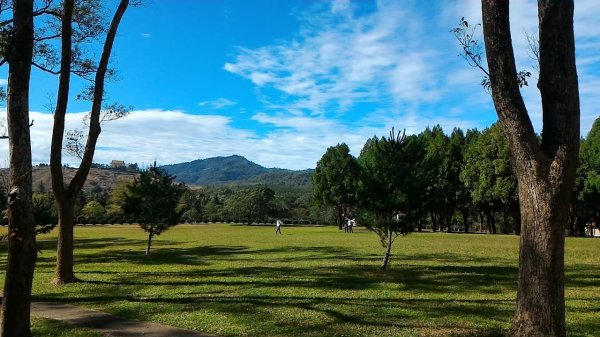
(81, 200), (105, 219)
(358, 129), (425, 270)
(32, 191), (58, 234)
(123, 163), (185, 255)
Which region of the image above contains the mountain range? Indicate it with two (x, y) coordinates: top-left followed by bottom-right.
(28, 155), (313, 193)
(161, 155), (313, 189)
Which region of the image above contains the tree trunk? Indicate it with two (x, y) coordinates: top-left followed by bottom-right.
(430, 211), (437, 232)
(145, 229), (154, 255)
(50, 0), (130, 284)
(381, 227), (392, 270)
(502, 207), (509, 234)
(461, 208), (470, 233)
(54, 200), (78, 284)
(508, 180), (570, 337)
(337, 205), (343, 230)
(485, 208), (497, 234)
(1, 1), (36, 336)
(512, 205), (522, 235)
(481, 2), (579, 336)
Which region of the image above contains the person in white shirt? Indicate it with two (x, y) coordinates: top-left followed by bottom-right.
(275, 219), (283, 235)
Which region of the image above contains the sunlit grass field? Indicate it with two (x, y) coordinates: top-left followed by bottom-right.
(1, 224), (599, 337)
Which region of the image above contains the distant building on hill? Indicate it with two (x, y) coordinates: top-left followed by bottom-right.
(111, 160), (125, 169)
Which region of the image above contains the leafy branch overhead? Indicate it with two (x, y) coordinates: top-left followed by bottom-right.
(452, 17), (531, 91)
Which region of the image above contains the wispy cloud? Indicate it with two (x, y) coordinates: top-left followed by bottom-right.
(140, 33), (151, 38)
(224, 1), (448, 117)
(198, 98), (236, 109)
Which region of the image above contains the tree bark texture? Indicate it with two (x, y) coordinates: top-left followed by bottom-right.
(482, 1), (579, 336)
(51, 0), (130, 284)
(54, 202), (77, 284)
(0, 1), (36, 336)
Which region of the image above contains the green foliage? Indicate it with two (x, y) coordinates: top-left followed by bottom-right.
(573, 117), (600, 235)
(358, 131), (425, 224)
(312, 143), (360, 227)
(123, 164), (186, 237)
(81, 200), (105, 219)
(460, 124), (518, 233)
(357, 129), (426, 269)
(32, 191), (58, 234)
(222, 186), (276, 224)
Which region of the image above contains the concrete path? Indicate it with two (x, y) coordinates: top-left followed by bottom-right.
(31, 302), (218, 337)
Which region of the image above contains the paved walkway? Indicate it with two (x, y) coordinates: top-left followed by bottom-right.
(31, 302), (218, 337)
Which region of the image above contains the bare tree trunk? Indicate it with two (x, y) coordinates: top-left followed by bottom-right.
(145, 228), (154, 255)
(336, 205), (343, 230)
(512, 205), (521, 235)
(54, 201), (77, 284)
(381, 227), (392, 270)
(481, 2), (579, 336)
(430, 211), (437, 232)
(51, 0), (130, 284)
(461, 208), (470, 233)
(1, 1), (36, 336)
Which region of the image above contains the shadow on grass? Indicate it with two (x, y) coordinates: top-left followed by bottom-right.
(28, 236), (600, 337)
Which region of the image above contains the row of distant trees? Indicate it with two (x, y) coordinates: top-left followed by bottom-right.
(313, 119), (600, 239)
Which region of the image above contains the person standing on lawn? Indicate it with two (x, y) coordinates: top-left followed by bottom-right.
(276, 219), (283, 235)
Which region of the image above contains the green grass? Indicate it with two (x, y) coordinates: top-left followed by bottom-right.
(31, 318), (104, 337)
(1, 224), (599, 337)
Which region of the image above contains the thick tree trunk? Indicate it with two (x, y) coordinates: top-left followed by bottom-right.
(481, 2), (579, 336)
(54, 200), (78, 284)
(510, 180), (569, 337)
(0, 1), (36, 336)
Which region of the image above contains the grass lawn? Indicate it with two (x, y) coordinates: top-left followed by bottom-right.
(1, 224), (599, 337)
(31, 318), (103, 337)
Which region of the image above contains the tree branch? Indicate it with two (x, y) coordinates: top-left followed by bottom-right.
(50, 0), (74, 198)
(481, 1), (541, 167)
(68, 0), (130, 196)
(32, 61), (59, 75)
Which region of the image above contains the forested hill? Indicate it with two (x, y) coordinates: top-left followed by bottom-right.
(160, 155), (314, 188)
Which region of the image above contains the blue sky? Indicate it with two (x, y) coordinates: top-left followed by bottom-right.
(1, 0), (599, 170)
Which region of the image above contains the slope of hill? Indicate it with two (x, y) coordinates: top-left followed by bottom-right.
(161, 155), (313, 188)
(30, 167), (138, 193)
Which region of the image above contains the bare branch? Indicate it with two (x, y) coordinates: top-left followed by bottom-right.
(525, 30), (540, 77)
(65, 129), (84, 160)
(34, 32), (61, 42)
(451, 18), (490, 77)
(452, 18), (531, 91)
(32, 60), (59, 74)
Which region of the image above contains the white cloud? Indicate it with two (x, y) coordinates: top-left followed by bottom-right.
(224, 1), (445, 116)
(0, 79), (7, 86)
(198, 98), (236, 109)
(0, 109), (399, 170)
